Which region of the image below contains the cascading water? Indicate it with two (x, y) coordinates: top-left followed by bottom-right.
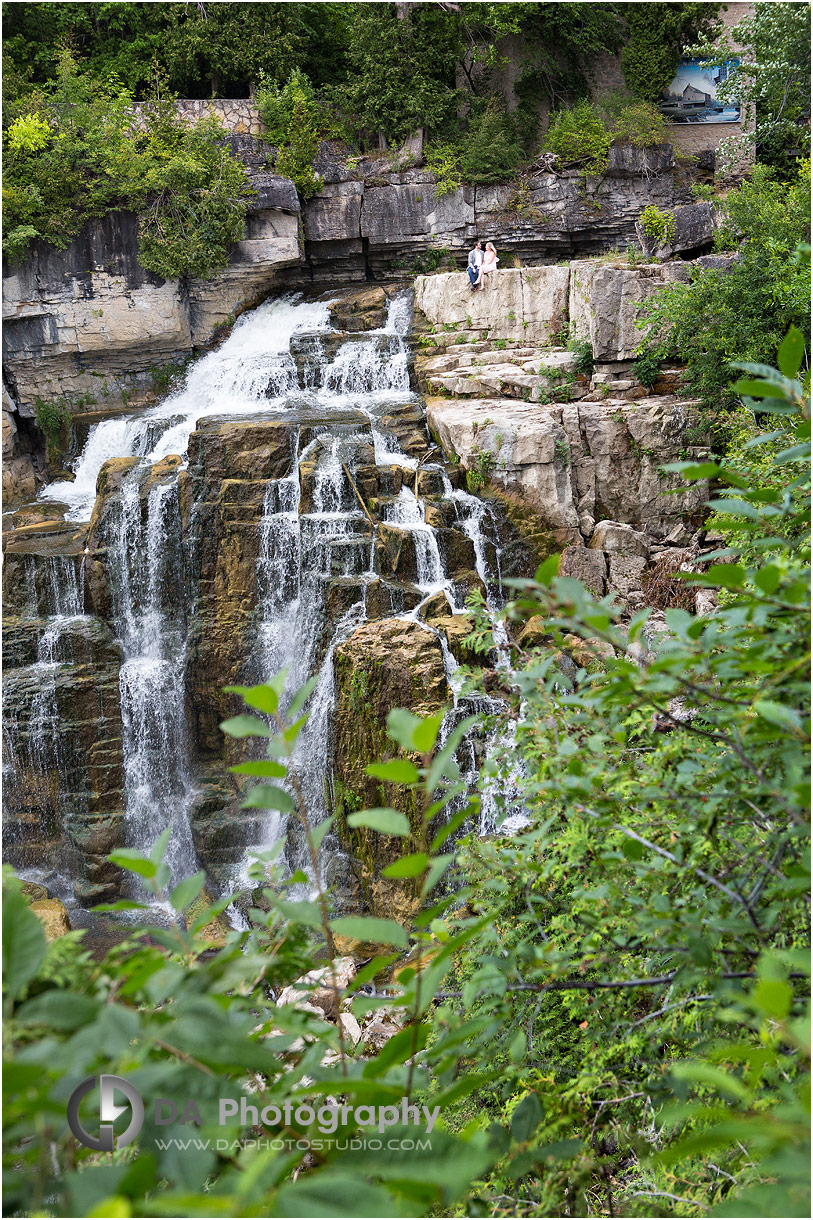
(8, 287), (528, 916)
(104, 477), (197, 887)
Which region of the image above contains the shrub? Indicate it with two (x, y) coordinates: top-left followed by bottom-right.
(631, 348), (661, 389)
(637, 164), (811, 411)
(638, 203), (677, 246)
(567, 336), (594, 378)
(256, 69), (326, 200)
(2, 55), (252, 278)
(603, 96), (669, 148)
(466, 449), (496, 492)
(459, 98), (522, 185)
(543, 98), (611, 176)
(425, 141), (463, 198)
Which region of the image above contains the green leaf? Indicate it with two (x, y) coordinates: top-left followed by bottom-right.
(347, 808), (411, 836)
(753, 700), (804, 735)
(170, 871), (206, 913)
(242, 784), (295, 812)
(309, 816), (334, 852)
(753, 565), (782, 594)
(219, 714), (272, 738)
(777, 325), (805, 379)
(753, 978), (793, 1020)
(509, 1029), (527, 1062)
(511, 1092), (545, 1143)
(223, 683), (278, 715)
(706, 498), (761, 520)
(108, 850), (157, 879)
(365, 759), (420, 784)
(426, 713), (479, 793)
(2, 890), (47, 1001)
(287, 675), (320, 720)
(16, 991), (99, 1029)
(329, 916), (408, 948)
(622, 837), (644, 861)
(386, 708), (446, 754)
(534, 553), (560, 585)
(270, 898), (325, 930)
(422, 852), (455, 897)
(732, 378), (792, 400)
(150, 827), (172, 864)
(382, 852), (430, 878)
(705, 563), (747, 589)
(229, 759), (287, 777)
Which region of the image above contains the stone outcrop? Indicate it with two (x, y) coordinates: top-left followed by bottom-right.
(2, 189), (302, 418)
(2, 135), (699, 444)
(635, 201), (716, 261)
(332, 619), (451, 923)
(426, 395), (708, 545)
(568, 260), (690, 361)
(415, 267), (570, 344)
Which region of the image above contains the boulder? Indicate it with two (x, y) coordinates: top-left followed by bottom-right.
(589, 521), (650, 559)
(277, 958), (357, 1019)
(559, 546), (607, 596)
(415, 267), (570, 344)
(568, 261), (690, 361)
(332, 619), (451, 921)
(31, 898), (71, 940)
(635, 202), (715, 260)
(608, 554), (648, 595)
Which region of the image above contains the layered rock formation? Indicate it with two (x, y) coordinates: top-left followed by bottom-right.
(2, 135), (705, 485)
(416, 260), (714, 612)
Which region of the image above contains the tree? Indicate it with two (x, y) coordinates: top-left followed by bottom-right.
(636, 162), (811, 414)
(620, 2), (721, 102)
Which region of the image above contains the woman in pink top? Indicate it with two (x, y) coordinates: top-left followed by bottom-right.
(476, 241), (499, 287)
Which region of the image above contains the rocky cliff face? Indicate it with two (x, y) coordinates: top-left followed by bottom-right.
(2, 136), (704, 490)
(415, 260), (716, 614)
(3, 240), (717, 927)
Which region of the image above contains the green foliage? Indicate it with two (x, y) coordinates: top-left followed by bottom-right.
(466, 449), (497, 493)
(567, 337), (594, 378)
(631, 348), (661, 390)
(620, 2), (722, 102)
(2, 677), (498, 1217)
(444, 347), (810, 1215)
(687, 1), (812, 174)
(2, 55), (252, 277)
(459, 97), (522, 186)
(637, 166), (811, 412)
(544, 94), (668, 179)
(425, 141), (463, 198)
(256, 69), (326, 200)
(544, 98), (612, 176)
(1, 2), (350, 100)
(597, 91), (669, 148)
(409, 245), (455, 275)
(326, 3), (460, 147)
(639, 203), (677, 246)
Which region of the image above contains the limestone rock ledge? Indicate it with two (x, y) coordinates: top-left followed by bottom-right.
(2, 186), (302, 416)
(425, 395), (709, 545)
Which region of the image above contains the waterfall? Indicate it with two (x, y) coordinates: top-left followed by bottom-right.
(45, 297), (332, 523)
(105, 476), (196, 887)
(9, 287), (529, 915)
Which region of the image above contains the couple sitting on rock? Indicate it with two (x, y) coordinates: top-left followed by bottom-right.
(467, 240), (498, 290)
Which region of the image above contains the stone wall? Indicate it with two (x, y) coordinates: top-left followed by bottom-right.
(134, 98), (263, 135)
